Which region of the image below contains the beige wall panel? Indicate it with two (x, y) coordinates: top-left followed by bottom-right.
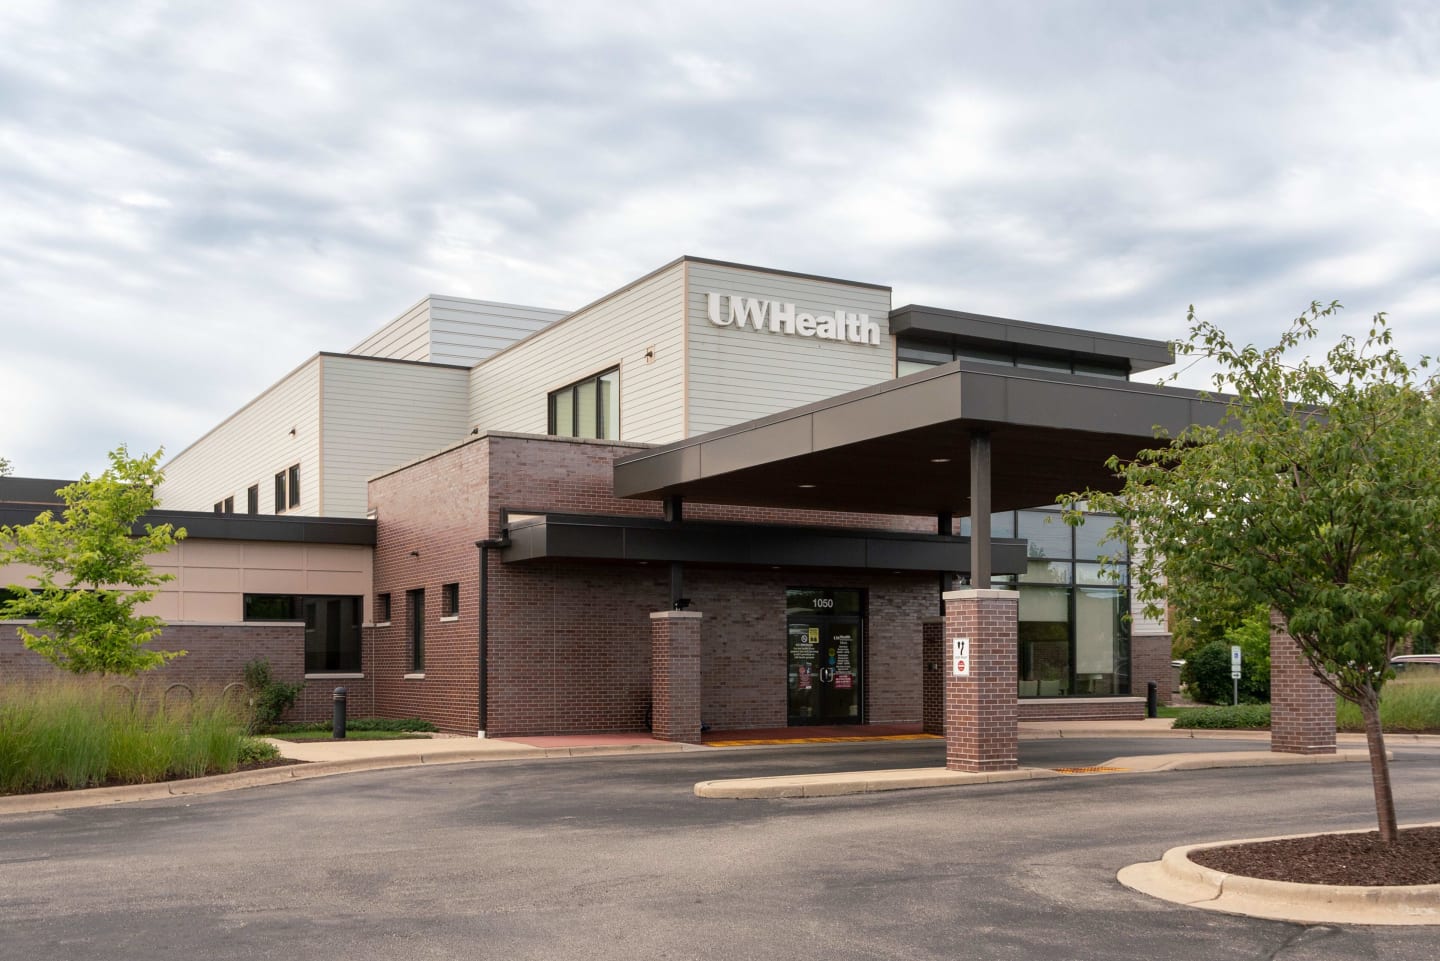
(685, 263), (894, 436)
(175, 540), (244, 566)
(138, 593), (180, 619)
(179, 566), (243, 593)
(242, 544), (306, 570)
(158, 357), (322, 516)
(303, 571), (372, 595)
(303, 544), (372, 573)
(176, 593), (242, 622)
(242, 569), (310, 594)
(320, 355), (471, 517)
(469, 262), (686, 444)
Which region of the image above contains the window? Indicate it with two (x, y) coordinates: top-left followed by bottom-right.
(442, 582), (459, 619)
(274, 464), (301, 513)
(407, 588), (425, 672)
(247, 485), (259, 515)
(894, 334), (1135, 382)
(376, 592), (391, 624)
(243, 594), (362, 673)
(548, 368), (619, 439)
(214, 501), (224, 514)
(213, 496), (235, 514)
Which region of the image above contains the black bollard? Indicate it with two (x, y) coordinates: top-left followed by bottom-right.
(1146, 681), (1158, 719)
(333, 687), (348, 739)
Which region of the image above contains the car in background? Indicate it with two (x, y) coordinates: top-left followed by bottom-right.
(1390, 654), (1440, 676)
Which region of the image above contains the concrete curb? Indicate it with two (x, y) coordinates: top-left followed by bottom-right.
(1102, 749), (1378, 772)
(694, 766), (1062, 799)
(1118, 821), (1440, 925)
(0, 742), (691, 817)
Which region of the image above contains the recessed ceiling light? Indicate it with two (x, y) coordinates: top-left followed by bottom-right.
(797, 483), (817, 489)
(930, 457), (951, 464)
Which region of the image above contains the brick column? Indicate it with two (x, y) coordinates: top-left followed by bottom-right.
(942, 589), (1019, 772)
(1130, 633), (1175, 705)
(922, 616), (945, 735)
(1270, 611), (1336, 755)
(650, 611), (703, 744)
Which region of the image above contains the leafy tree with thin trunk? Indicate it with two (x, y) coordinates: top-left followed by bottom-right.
(0, 446), (187, 675)
(0, 456), (12, 476)
(1065, 303), (1439, 843)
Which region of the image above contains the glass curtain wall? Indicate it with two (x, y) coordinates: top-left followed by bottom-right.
(961, 508), (1130, 697)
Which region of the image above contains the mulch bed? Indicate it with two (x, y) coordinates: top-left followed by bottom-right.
(1189, 827), (1440, 886)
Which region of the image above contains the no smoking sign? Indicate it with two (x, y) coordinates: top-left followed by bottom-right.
(952, 637), (971, 677)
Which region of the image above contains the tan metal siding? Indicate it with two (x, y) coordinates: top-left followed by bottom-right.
(320, 356), (471, 517)
(427, 297), (569, 367)
(685, 263), (894, 436)
(350, 299), (431, 361)
(468, 263), (685, 443)
(158, 358), (322, 516)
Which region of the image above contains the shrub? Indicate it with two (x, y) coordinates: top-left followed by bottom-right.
(242, 658), (303, 733)
(237, 738), (280, 764)
(1171, 703), (1272, 729)
(1181, 631), (1269, 706)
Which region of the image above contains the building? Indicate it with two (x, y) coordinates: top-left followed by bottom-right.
(3, 257), (1211, 741)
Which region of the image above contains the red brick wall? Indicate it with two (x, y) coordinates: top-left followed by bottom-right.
(367, 434), (943, 736)
(651, 612), (702, 743)
(1270, 612), (1337, 755)
(0, 620), (365, 723)
(921, 618), (944, 735)
(942, 590), (1019, 772)
(1017, 698), (1144, 721)
(1129, 633), (1175, 706)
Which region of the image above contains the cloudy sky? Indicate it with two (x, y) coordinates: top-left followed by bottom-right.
(3, 1), (1438, 478)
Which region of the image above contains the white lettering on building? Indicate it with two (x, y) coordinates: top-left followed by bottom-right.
(705, 292), (882, 347)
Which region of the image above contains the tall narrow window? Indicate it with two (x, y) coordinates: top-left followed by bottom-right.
(548, 368), (619, 439)
(247, 485), (259, 515)
(407, 588), (425, 673)
(442, 582), (460, 618)
(274, 472), (286, 512)
(214, 501), (224, 514)
(287, 464), (301, 509)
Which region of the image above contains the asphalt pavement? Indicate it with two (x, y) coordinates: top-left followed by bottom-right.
(3, 736), (1439, 960)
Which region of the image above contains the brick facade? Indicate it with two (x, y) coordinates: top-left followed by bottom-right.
(1269, 611), (1337, 755)
(1129, 633), (1175, 706)
(650, 611), (702, 743)
(0, 620), (365, 723)
(942, 589), (1019, 773)
(363, 434), (943, 736)
(1016, 697), (1144, 721)
(921, 617), (944, 735)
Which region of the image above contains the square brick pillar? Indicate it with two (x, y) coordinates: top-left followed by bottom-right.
(1270, 611), (1336, 755)
(922, 616), (945, 735)
(943, 589), (1019, 772)
(1130, 633), (1176, 705)
(650, 611), (703, 744)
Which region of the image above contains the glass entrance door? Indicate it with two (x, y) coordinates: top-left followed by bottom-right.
(786, 588), (864, 725)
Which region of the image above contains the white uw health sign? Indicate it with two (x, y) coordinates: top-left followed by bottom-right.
(952, 637), (971, 677)
(706, 292), (883, 347)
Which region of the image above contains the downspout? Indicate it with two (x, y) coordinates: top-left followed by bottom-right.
(476, 536), (508, 738)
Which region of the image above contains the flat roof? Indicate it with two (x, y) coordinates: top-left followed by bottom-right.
(613, 361), (1228, 516)
(890, 305), (1174, 374)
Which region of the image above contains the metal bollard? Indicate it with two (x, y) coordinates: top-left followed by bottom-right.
(1146, 681), (1158, 719)
(332, 687), (348, 739)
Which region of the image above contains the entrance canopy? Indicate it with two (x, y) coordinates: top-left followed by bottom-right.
(614, 361), (1228, 517)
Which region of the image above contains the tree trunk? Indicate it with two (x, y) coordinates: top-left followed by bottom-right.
(1358, 689), (1397, 843)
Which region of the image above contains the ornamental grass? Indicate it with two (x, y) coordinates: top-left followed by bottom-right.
(0, 677), (257, 794)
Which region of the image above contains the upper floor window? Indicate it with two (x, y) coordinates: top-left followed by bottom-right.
(274, 464), (301, 513)
(214, 496), (235, 514)
(896, 335), (1130, 381)
(247, 485), (259, 515)
(548, 368), (619, 440)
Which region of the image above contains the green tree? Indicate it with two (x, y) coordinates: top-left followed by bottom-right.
(1066, 303), (1439, 843)
(0, 446), (187, 675)
(0, 455), (12, 476)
